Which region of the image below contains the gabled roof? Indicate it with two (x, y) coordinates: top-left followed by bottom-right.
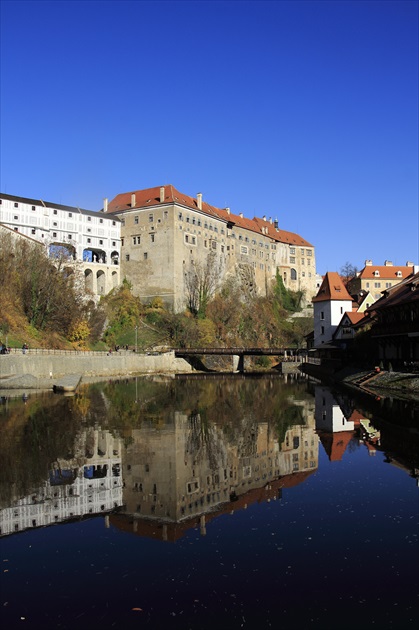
(367, 272), (419, 312)
(106, 184), (313, 246)
(345, 311), (366, 325)
(312, 272), (353, 303)
(318, 431), (355, 461)
(359, 264), (414, 280)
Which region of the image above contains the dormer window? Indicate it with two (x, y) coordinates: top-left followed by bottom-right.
(374, 270), (380, 277)
(396, 271), (402, 277)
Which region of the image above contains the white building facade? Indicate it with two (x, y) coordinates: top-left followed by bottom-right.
(0, 193), (122, 297)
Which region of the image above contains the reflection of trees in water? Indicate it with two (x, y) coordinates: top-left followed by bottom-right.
(186, 411), (227, 472)
(0, 395), (84, 506)
(274, 405), (305, 445)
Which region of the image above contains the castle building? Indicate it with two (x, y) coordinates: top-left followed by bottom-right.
(105, 184), (317, 311)
(0, 193), (121, 297)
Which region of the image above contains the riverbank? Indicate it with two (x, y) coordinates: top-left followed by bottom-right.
(0, 350), (193, 390)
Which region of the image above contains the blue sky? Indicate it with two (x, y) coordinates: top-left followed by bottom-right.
(1, 0), (418, 275)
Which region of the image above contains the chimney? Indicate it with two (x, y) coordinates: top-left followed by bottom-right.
(263, 215), (266, 221)
(239, 213), (243, 219)
(197, 193), (202, 210)
(103, 198), (108, 213)
(274, 218), (278, 229)
(269, 217), (272, 224)
(365, 259), (372, 266)
(384, 260), (393, 266)
(406, 261), (414, 267)
(160, 186), (165, 203)
(131, 192), (136, 208)
(225, 207), (230, 215)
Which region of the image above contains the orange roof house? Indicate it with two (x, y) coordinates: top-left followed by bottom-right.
(348, 260), (416, 300)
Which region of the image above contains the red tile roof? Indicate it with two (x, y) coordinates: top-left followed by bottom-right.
(312, 272), (353, 303)
(106, 185), (313, 246)
(345, 311), (366, 325)
(368, 271), (419, 312)
(359, 264), (414, 280)
(318, 430), (355, 461)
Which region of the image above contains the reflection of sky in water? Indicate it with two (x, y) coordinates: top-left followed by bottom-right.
(0, 376), (417, 629)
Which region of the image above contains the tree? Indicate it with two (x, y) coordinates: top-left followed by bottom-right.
(340, 261), (358, 286)
(184, 251), (221, 318)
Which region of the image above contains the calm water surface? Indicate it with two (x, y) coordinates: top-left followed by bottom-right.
(0, 374), (418, 629)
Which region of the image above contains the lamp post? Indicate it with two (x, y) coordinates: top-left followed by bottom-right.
(135, 325), (138, 353)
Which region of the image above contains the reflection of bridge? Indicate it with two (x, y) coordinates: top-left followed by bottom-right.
(174, 347), (302, 372)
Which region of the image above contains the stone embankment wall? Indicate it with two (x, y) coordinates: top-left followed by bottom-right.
(0, 351), (192, 380)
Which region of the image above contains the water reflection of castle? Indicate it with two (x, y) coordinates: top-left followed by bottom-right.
(114, 397), (318, 539)
(0, 429), (123, 537)
(0, 393), (319, 539)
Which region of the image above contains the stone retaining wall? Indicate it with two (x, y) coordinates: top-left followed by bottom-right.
(0, 352), (192, 380)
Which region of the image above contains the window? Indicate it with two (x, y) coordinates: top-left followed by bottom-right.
(302, 258), (305, 265)
(13, 215), (18, 220)
(87, 238), (91, 243)
(52, 232), (57, 238)
(112, 220), (116, 226)
(14, 202), (18, 208)
(150, 233), (155, 243)
(99, 239), (103, 245)
(144, 252), (148, 260)
(87, 228), (91, 233)
(290, 247), (295, 254)
(320, 311), (324, 320)
(121, 238), (124, 246)
(186, 216), (190, 223)
(211, 241), (217, 249)
(291, 268), (297, 280)
(112, 241), (116, 246)
(133, 236), (138, 245)
(321, 326), (325, 335)
(53, 209), (57, 215)
(164, 211), (168, 220)
(374, 282), (381, 288)
(178, 212), (183, 220)
(135, 216), (139, 224)
(307, 249), (312, 256)
(125, 254), (130, 261)
(68, 234), (72, 239)
(149, 214), (153, 222)
(240, 246), (248, 254)
(31, 229), (36, 234)
(290, 256), (295, 264)
(99, 218), (103, 224)
(31, 206), (35, 211)
(88, 216), (91, 221)
(68, 212), (72, 217)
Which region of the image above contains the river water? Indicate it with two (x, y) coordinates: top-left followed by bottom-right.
(0, 374), (418, 629)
